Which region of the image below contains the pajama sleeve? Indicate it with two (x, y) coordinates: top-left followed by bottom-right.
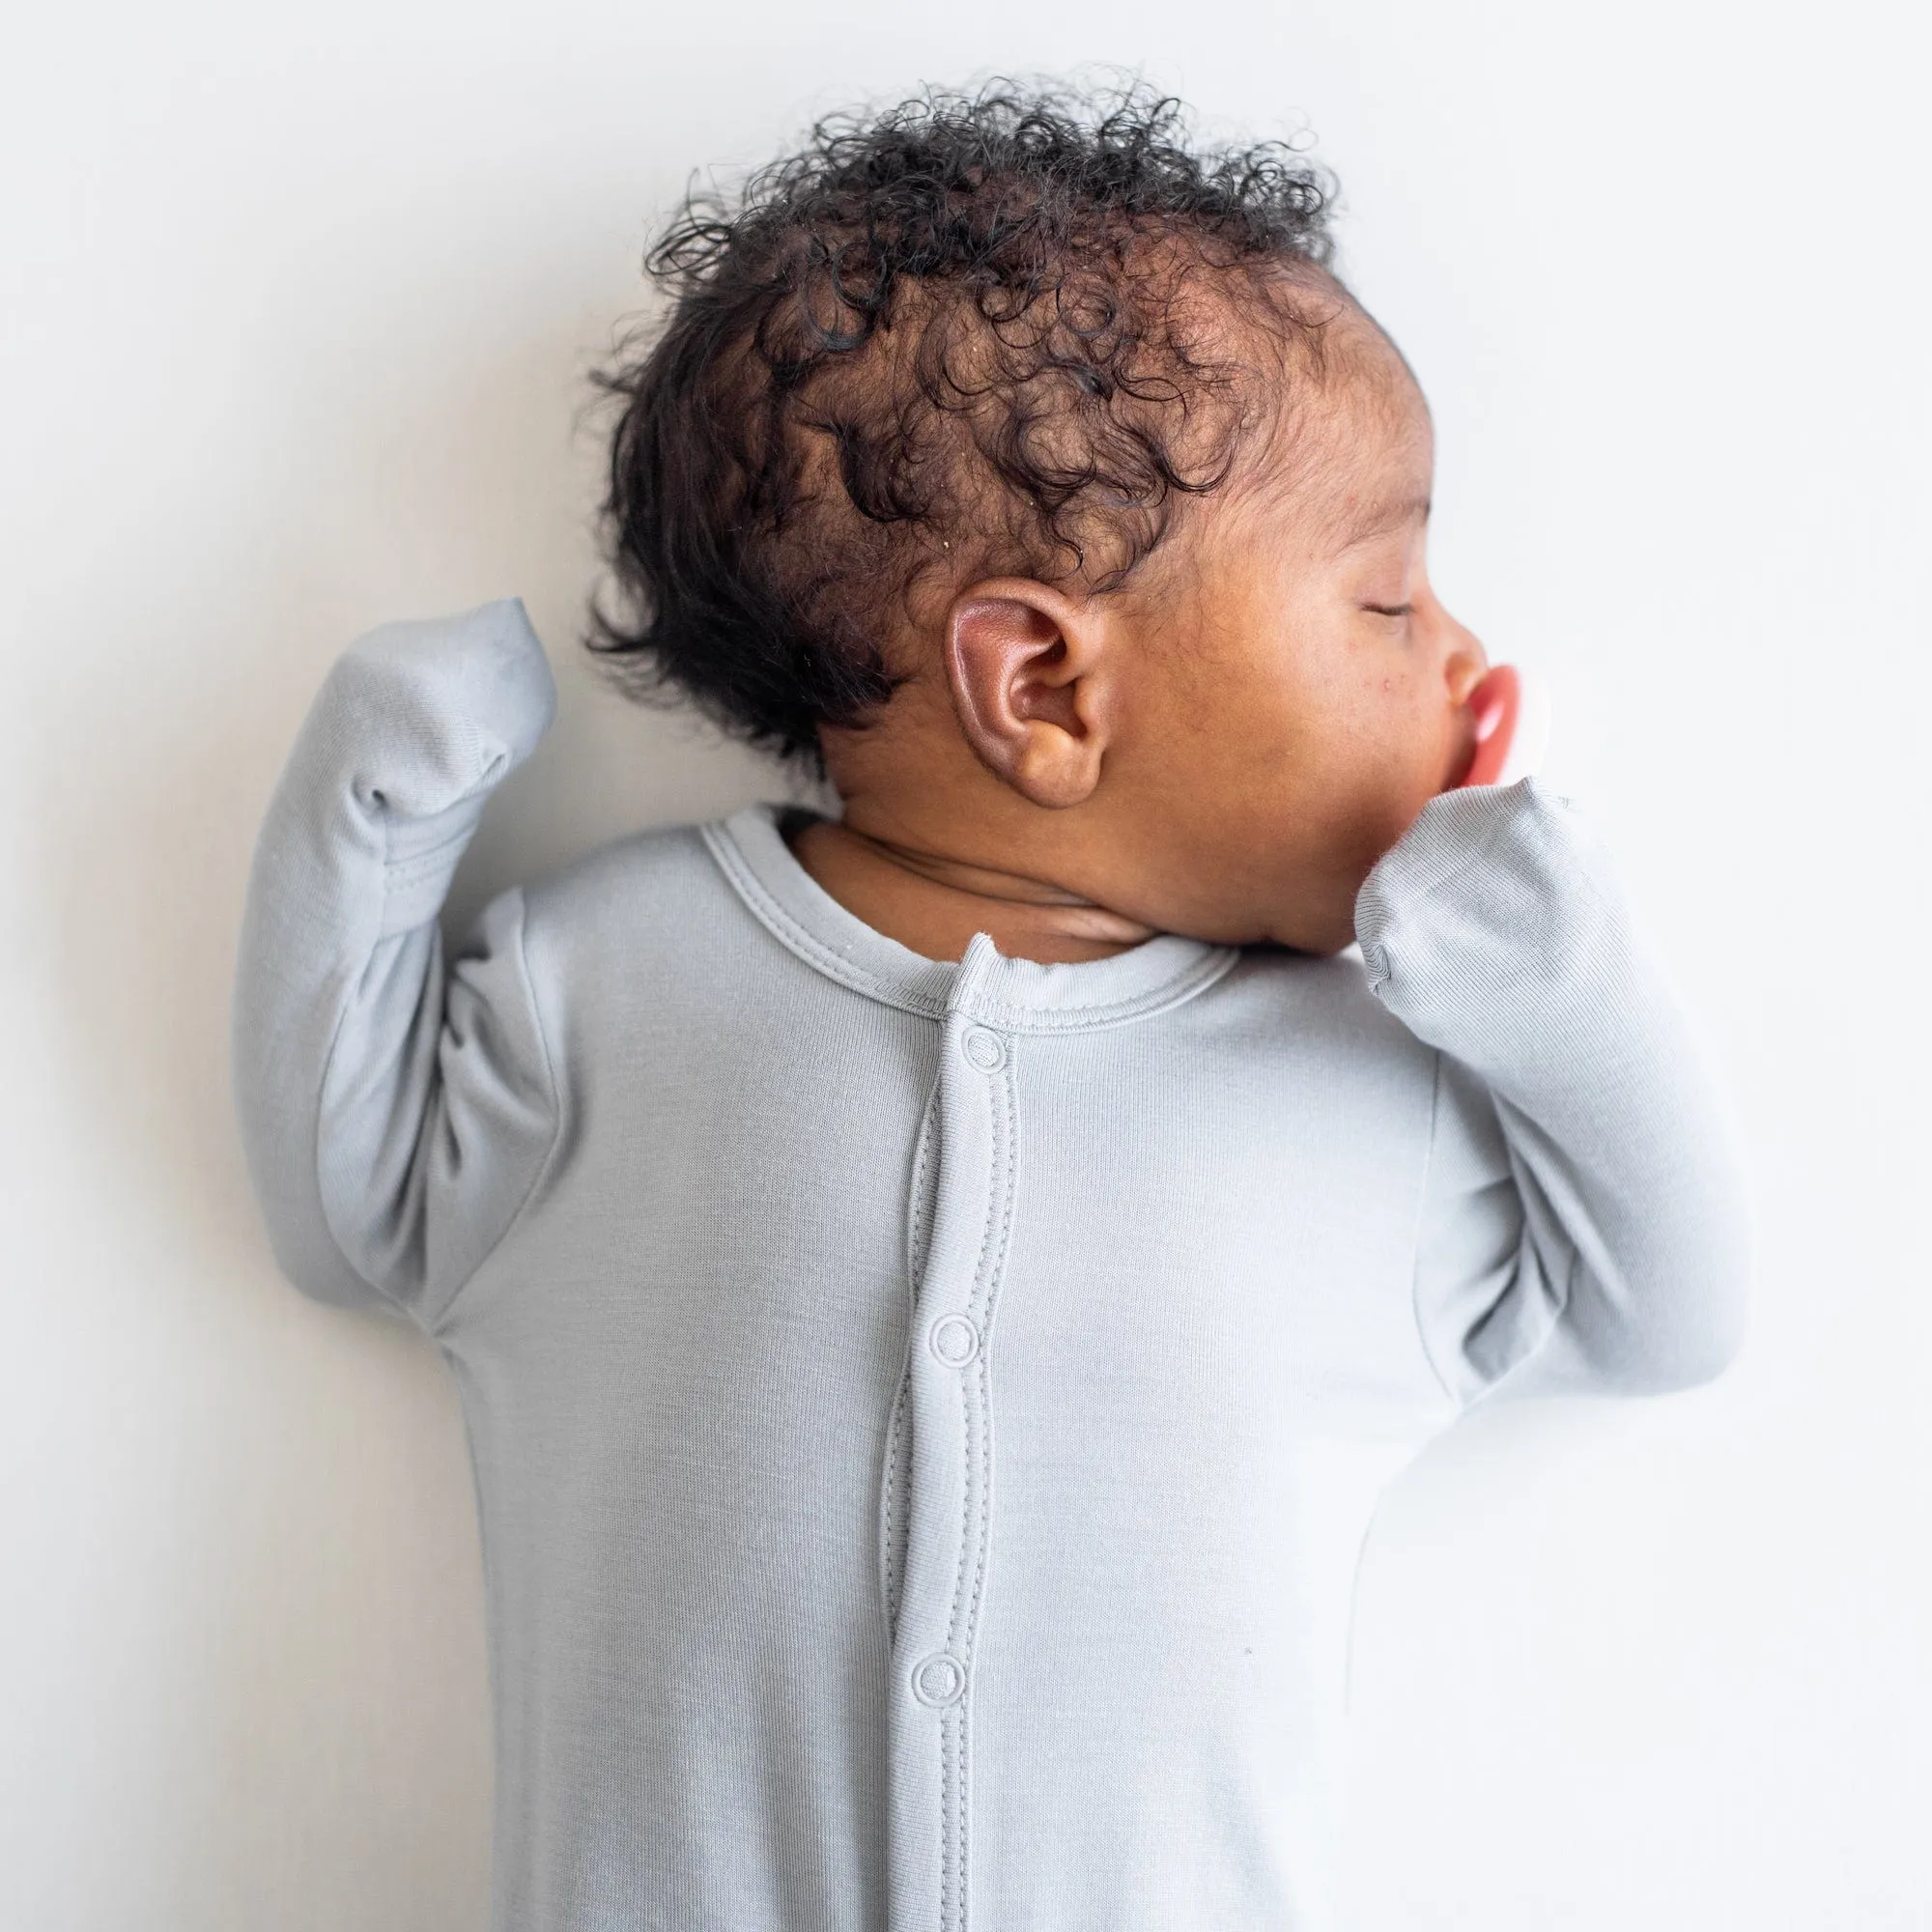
(231, 598), (560, 1331)
(1354, 779), (1753, 1406)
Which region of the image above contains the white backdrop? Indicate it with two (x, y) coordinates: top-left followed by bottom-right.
(4, 3), (1928, 1926)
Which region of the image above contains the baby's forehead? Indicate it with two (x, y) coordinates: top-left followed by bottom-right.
(1208, 299), (1432, 555)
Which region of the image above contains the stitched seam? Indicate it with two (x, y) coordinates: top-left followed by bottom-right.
(951, 1053), (1017, 1932)
(951, 1053), (1016, 1655)
(702, 818), (1241, 1032)
(907, 1077), (941, 1289)
(955, 949), (1240, 1032)
(942, 1704), (956, 1927)
(951, 1704), (967, 1930)
(951, 1370), (983, 1651)
(702, 821), (950, 1018)
(962, 1061), (1015, 1645)
(884, 1080), (942, 1638)
(881, 1382), (908, 1635)
(954, 1395), (978, 1932)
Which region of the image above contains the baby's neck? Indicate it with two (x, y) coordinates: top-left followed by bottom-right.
(787, 818), (1159, 965)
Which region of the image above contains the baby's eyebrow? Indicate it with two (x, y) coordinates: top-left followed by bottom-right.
(1334, 494), (1432, 549)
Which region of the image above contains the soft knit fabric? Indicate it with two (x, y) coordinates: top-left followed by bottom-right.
(232, 598), (1750, 1932)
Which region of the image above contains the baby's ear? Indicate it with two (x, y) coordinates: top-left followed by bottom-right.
(944, 580), (1114, 810)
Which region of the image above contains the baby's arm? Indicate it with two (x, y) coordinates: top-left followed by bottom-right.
(1355, 780), (1752, 1406)
(231, 600), (559, 1330)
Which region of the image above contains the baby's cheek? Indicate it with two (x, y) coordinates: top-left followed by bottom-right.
(1378, 667), (1464, 801)
(1339, 732), (1443, 869)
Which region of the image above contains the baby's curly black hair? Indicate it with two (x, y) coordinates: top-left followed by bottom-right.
(591, 77), (1342, 762)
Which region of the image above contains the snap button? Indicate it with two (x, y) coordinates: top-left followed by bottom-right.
(961, 1027), (1007, 1072)
(911, 1652), (966, 1707)
(928, 1313), (980, 1367)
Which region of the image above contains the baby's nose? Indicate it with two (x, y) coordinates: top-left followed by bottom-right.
(1444, 634), (1489, 707)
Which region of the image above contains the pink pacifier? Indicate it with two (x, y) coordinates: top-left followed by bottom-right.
(1459, 666), (1551, 788)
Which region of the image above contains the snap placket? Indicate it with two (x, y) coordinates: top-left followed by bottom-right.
(691, 812), (1239, 1932)
(883, 937), (1018, 1932)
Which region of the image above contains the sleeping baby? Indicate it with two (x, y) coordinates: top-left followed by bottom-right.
(233, 78), (1749, 1932)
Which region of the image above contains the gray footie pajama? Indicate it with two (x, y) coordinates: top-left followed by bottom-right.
(232, 598), (1750, 1931)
